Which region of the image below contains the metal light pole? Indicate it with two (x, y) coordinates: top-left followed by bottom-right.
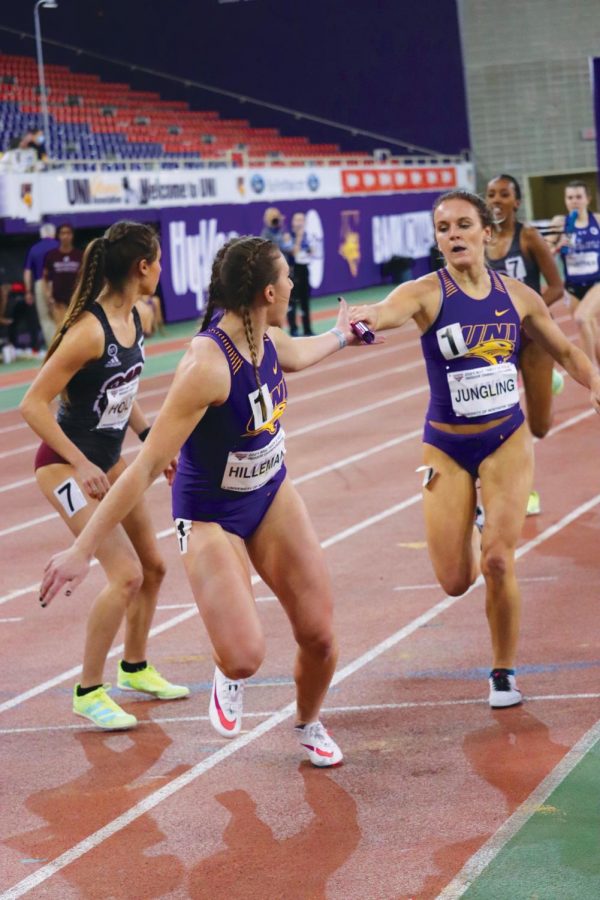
(33, 0), (58, 160)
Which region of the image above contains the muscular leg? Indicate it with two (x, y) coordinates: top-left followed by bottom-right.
(478, 424), (533, 669)
(573, 284), (600, 367)
(247, 478), (337, 724)
(180, 522), (265, 679)
(520, 340), (554, 438)
(36, 464), (144, 686)
(114, 458), (167, 662)
(421, 442), (479, 597)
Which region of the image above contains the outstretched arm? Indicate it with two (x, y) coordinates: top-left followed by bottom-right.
(40, 339), (230, 605)
(349, 274), (437, 333)
(514, 280), (600, 407)
(268, 297), (358, 372)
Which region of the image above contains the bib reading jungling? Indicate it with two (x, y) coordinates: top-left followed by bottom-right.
(447, 363), (519, 418)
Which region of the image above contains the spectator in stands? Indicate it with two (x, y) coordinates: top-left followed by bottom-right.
(42, 224), (83, 329)
(24, 222), (59, 348)
(6, 282), (42, 359)
(288, 212), (316, 336)
(19, 129), (47, 162)
(260, 207), (293, 256)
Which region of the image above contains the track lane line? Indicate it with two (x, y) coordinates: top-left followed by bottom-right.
(1, 492), (600, 898)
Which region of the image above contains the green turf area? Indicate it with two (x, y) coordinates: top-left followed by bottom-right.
(0, 284), (393, 412)
(464, 738), (600, 899)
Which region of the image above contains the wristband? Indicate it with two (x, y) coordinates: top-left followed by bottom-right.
(330, 327), (347, 349)
(138, 426), (151, 442)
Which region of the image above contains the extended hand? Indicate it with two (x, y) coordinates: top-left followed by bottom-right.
(39, 545), (90, 608)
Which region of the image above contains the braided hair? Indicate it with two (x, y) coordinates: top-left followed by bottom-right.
(45, 220), (159, 363)
(202, 236), (281, 419)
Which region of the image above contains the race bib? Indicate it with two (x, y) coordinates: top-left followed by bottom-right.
(565, 251), (599, 278)
(221, 429), (285, 492)
(96, 378), (139, 431)
(447, 363), (519, 418)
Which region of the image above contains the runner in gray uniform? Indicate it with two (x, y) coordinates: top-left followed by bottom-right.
(21, 221), (188, 731)
(486, 174), (564, 516)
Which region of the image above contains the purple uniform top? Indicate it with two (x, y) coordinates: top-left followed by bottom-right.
(24, 238), (59, 281)
(421, 267), (522, 425)
(172, 326), (288, 519)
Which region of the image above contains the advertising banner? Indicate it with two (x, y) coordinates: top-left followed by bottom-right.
(160, 193), (438, 322)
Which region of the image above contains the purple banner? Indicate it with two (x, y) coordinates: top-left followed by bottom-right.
(159, 193), (438, 322)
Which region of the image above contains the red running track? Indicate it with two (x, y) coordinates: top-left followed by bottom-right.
(1, 316), (599, 899)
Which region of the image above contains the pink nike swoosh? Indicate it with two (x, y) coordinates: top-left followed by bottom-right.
(214, 686), (236, 731)
(301, 743), (334, 758)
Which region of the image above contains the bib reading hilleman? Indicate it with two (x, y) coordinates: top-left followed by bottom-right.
(447, 363), (518, 418)
(221, 429), (286, 492)
(96, 378), (139, 431)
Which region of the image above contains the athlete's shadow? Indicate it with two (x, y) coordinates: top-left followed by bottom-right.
(7, 718), (186, 898)
(189, 763), (361, 899)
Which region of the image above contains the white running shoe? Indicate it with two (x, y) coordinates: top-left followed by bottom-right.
(208, 666), (244, 737)
(488, 669), (523, 708)
(295, 721), (343, 767)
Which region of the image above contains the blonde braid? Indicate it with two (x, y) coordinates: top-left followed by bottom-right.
(242, 304), (267, 420)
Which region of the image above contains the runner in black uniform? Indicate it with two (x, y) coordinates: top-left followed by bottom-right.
(20, 221), (188, 730)
(486, 174), (564, 516)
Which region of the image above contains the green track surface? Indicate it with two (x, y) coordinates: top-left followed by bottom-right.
(464, 738), (600, 898)
(0, 285), (391, 412)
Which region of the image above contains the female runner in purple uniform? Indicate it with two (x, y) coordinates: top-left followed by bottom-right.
(39, 236), (358, 767)
(21, 222), (188, 731)
(349, 190), (600, 708)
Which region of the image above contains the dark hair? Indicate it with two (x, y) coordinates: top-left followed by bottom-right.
(201, 236), (281, 417)
(56, 222), (74, 237)
(566, 180), (589, 195)
(432, 189), (494, 229)
(45, 220), (159, 364)
(488, 173), (522, 201)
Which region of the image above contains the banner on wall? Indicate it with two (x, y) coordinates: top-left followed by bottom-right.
(0, 162), (473, 221)
(159, 194), (437, 322)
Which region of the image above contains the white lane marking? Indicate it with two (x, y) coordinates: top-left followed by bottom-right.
(2, 693), (599, 737)
(394, 576), (557, 591)
(0, 497), (421, 714)
(2, 494), (599, 899)
(436, 716), (600, 898)
(0, 513), (58, 538)
(156, 603), (196, 610)
(0, 617), (23, 623)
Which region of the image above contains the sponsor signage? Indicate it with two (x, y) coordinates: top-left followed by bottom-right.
(342, 166), (458, 194)
(160, 193), (443, 322)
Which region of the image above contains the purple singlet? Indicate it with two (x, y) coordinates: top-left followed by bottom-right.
(171, 326), (288, 537)
(421, 268), (522, 426)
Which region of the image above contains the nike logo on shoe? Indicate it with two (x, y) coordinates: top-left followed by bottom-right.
(213, 686), (237, 731)
(301, 743), (334, 758)
(495, 308), (510, 317)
